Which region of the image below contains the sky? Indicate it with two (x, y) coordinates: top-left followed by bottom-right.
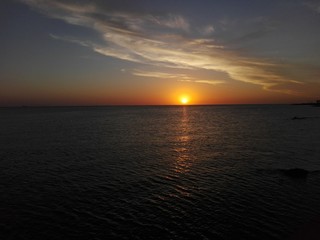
(1, 0), (320, 105)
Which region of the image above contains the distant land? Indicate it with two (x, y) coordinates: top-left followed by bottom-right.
(292, 100), (320, 106)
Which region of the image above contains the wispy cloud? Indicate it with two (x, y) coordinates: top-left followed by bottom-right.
(148, 14), (190, 31)
(132, 69), (224, 85)
(200, 25), (215, 35)
(304, 0), (320, 13)
(133, 70), (191, 80)
(193, 80), (225, 85)
(22, 0), (307, 94)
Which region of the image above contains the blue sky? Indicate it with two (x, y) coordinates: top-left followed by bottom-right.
(1, 0), (320, 105)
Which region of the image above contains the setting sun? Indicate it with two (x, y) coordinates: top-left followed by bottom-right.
(180, 96), (189, 104)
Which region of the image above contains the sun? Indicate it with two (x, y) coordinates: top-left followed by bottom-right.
(180, 96), (189, 105)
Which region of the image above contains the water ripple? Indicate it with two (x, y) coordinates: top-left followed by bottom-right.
(1, 106), (320, 239)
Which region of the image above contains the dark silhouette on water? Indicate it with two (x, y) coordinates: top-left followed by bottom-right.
(291, 116), (320, 120)
(292, 100), (320, 107)
(292, 116), (307, 120)
(256, 168), (320, 179)
(280, 168), (309, 179)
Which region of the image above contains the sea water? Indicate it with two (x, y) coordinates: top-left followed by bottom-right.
(1, 105), (320, 239)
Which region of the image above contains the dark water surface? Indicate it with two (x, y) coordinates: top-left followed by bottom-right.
(1, 105), (320, 239)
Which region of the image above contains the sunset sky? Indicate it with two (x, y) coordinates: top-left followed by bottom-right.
(1, 0), (320, 105)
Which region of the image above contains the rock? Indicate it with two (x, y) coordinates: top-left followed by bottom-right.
(292, 116), (306, 120)
(281, 168), (309, 178)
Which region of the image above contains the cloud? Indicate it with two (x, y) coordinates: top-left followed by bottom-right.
(200, 25), (215, 35)
(132, 70), (191, 79)
(132, 69), (224, 85)
(22, 0), (307, 94)
(148, 14), (190, 31)
(304, 1), (320, 13)
(193, 80), (225, 85)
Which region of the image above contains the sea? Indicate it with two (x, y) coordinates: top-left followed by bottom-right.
(1, 105), (320, 240)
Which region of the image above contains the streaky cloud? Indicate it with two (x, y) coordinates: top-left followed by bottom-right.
(21, 0), (308, 94)
(148, 14), (190, 31)
(193, 80), (225, 85)
(133, 69), (224, 85)
(132, 70), (191, 80)
(304, 0), (320, 13)
(200, 25), (215, 35)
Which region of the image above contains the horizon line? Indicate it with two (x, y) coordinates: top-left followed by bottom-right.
(0, 103), (297, 108)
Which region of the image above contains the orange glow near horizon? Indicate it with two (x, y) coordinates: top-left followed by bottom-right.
(1, 81), (311, 106)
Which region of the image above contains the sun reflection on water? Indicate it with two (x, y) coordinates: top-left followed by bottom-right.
(173, 106), (193, 174)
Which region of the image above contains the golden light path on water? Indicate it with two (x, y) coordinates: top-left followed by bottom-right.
(174, 106), (192, 174)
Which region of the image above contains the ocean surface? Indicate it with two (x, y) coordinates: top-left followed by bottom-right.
(1, 105), (320, 240)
